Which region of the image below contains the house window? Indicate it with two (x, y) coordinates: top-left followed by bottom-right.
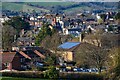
(4, 63), (9, 66)
(21, 65), (27, 69)
(21, 65), (23, 68)
(20, 58), (25, 62)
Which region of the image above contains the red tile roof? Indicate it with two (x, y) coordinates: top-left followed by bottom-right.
(0, 52), (16, 63)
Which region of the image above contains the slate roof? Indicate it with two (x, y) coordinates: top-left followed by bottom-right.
(68, 28), (81, 32)
(19, 51), (31, 60)
(34, 50), (46, 59)
(86, 19), (95, 22)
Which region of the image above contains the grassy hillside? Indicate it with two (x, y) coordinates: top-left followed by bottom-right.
(63, 6), (91, 13)
(2, 2), (76, 13)
(24, 2), (75, 7)
(2, 2), (118, 13)
(2, 2), (23, 11)
(2, 2), (50, 12)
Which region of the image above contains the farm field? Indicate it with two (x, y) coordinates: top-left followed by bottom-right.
(24, 2), (75, 7)
(2, 2), (50, 12)
(1, 2), (117, 13)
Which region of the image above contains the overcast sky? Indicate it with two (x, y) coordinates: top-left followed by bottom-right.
(1, 0), (120, 2)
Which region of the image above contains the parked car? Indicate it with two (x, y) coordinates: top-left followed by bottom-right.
(89, 68), (98, 73)
(73, 68), (84, 72)
(84, 69), (91, 72)
(59, 68), (67, 72)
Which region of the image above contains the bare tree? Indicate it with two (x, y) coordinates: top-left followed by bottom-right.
(2, 25), (16, 51)
(75, 32), (116, 72)
(41, 32), (61, 50)
(74, 42), (108, 73)
(106, 47), (120, 80)
(41, 32), (72, 53)
(40, 32), (73, 65)
(86, 46), (108, 73)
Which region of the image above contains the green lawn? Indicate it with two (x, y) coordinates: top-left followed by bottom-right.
(0, 77), (45, 80)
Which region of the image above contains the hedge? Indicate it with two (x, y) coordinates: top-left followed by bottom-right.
(1, 71), (104, 80)
(59, 72), (104, 80)
(1, 71), (44, 78)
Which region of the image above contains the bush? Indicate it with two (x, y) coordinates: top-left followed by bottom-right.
(43, 66), (59, 79)
(1, 71), (104, 79)
(37, 67), (47, 71)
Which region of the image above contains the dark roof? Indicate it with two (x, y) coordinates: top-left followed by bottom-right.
(53, 22), (62, 31)
(18, 46), (53, 57)
(24, 46), (41, 51)
(68, 28), (81, 32)
(58, 42), (80, 50)
(75, 19), (83, 23)
(86, 19), (95, 22)
(19, 51), (31, 59)
(34, 50), (46, 59)
(20, 50), (46, 59)
(18, 37), (30, 41)
(0, 49), (46, 63)
(19, 46), (47, 54)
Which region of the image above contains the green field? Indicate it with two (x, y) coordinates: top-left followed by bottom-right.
(2, 2), (117, 14)
(24, 2), (75, 7)
(0, 77), (45, 80)
(63, 6), (91, 13)
(2, 2), (50, 12)
(1, 2), (77, 13)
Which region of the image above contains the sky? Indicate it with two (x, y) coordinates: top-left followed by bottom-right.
(1, 0), (120, 2)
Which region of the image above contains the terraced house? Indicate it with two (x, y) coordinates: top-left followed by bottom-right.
(0, 47), (47, 71)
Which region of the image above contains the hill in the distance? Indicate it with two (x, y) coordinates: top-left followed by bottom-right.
(1, 2), (118, 13)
